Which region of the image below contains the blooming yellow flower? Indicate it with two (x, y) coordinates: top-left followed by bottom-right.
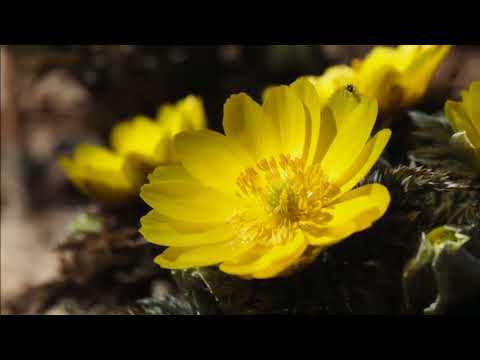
(306, 45), (451, 114)
(445, 80), (480, 165)
(59, 95), (207, 205)
(140, 81), (392, 279)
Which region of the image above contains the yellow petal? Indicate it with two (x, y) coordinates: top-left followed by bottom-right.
(445, 100), (480, 146)
(223, 93), (280, 161)
(142, 207), (219, 234)
(445, 80), (480, 160)
(261, 85), (278, 103)
(305, 222), (358, 247)
(220, 231), (308, 278)
(353, 47), (400, 102)
(140, 165), (239, 223)
(325, 84), (364, 129)
(307, 184), (390, 246)
(446, 100), (466, 133)
(58, 145), (138, 204)
(67, 144), (135, 189)
(140, 210), (234, 247)
(399, 45), (451, 77)
(174, 129), (254, 194)
(352, 45), (451, 111)
(312, 101), (338, 164)
(154, 238), (254, 269)
(147, 164), (194, 183)
(354, 46), (397, 72)
(157, 95), (207, 133)
(74, 144), (125, 170)
(357, 65), (402, 111)
(464, 80), (480, 134)
(289, 77), (322, 165)
(329, 183), (390, 224)
(394, 45), (425, 69)
(314, 88), (359, 162)
(58, 155), (89, 193)
(307, 65), (354, 106)
(263, 85), (306, 159)
(450, 131), (478, 160)
(157, 104), (186, 133)
(321, 91), (378, 182)
(110, 119), (135, 155)
(176, 95), (208, 131)
(110, 116), (169, 165)
(252, 238), (309, 279)
(401, 45), (451, 105)
(337, 129), (392, 193)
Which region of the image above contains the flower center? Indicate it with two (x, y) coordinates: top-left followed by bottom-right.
(231, 154), (340, 246)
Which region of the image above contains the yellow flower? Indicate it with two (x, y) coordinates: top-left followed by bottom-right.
(111, 96), (207, 166)
(59, 95), (207, 205)
(445, 80), (480, 165)
(59, 144), (145, 205)
(140, 81), (392, 279)
(306, 65), (354, 107)
(306, 45), (451, 114)
(262, 65), (354, 109)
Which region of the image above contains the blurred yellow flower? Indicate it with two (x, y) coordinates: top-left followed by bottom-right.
(59, 144), (144, 205)
(445, 80), (480, 165)
(306, 45), (451, 114)
(140, 82), (391, 279)
(306, 65), (354, 107)
(59, 95), (207, 205)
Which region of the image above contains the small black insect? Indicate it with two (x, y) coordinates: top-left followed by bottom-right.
(345, 84), (361, 101)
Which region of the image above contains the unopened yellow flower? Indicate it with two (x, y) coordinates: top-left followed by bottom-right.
(59, 95), (207, 205)
(140, 81), (391, 279)
(306, 45), (451, 114)
(445, 80), (480, 165)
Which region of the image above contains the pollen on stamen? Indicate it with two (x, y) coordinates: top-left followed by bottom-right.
(231, 154), (340, 246)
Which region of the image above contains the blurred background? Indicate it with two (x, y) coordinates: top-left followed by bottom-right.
(1, 45), (479, 313)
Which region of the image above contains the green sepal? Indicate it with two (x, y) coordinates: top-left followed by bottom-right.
(403, 226), (480, 314)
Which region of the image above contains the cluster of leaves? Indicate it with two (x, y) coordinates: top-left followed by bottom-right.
(366, 163), (479, 228)
(409, 111), (480, 178)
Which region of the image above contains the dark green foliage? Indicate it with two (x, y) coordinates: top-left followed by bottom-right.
(124, 297), (196, 315)
(427, 245), (480, 314)
(403, 228), (480, 314)
(408, 111), (480, 179)
(364, 163), (479, 228)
